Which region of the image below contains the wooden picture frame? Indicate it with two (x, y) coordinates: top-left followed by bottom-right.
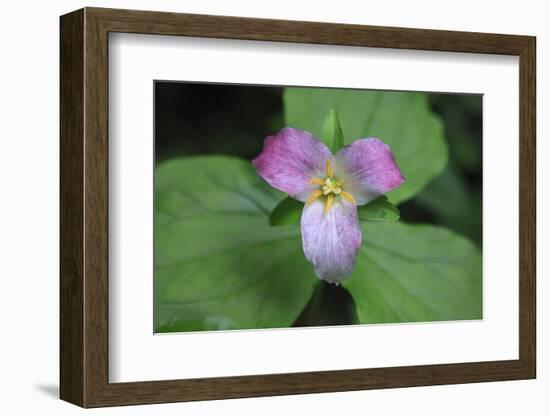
(60, 7), (536, 408)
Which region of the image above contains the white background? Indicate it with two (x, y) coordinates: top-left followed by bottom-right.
(0, 0), (546, 415)
(110, 34), (519, 382)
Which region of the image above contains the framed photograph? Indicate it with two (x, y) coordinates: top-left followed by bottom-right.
(60, 7), (536, 408)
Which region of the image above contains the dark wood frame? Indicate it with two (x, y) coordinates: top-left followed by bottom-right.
(60, 7), (536, 408)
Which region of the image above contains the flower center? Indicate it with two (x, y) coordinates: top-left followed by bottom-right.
(307, 159), (357, 212)
(322, 177), (342, 196)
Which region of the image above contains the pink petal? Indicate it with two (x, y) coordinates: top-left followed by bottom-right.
(253, 128), (333, 202)
(334, 138), (405, 205)
(300, 199), (362, 284)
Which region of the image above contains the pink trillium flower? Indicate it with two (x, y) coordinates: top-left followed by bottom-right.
(253, 127), (405, 284)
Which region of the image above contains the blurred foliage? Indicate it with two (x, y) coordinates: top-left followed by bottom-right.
(155, 82), (283, 162)
(415, 95), (483, 245)
(154, 82), (483, 332)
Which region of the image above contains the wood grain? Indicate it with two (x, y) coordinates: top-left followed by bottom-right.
(59, 8), (84, 406)
(518, 38), (536, 375)
(60, 7), (537, 408)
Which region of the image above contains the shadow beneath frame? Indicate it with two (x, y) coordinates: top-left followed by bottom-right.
(35, 384), (59, 399)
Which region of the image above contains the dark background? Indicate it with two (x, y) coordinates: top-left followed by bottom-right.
(155, 81), (482, 327)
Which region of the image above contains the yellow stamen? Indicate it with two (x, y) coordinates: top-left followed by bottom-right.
(325, 194), (334, 213)
(307, 161), (351, 212)
(325, 159), (333, 178)
(306, 189), (323, 204)
(341, 191), (357, 204)
(309, 178), (325, 185)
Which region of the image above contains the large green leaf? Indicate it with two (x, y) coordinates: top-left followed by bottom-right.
(284, 88), (448, 204)
(155, 156), (316, 332)
(343, 221), (482, 323)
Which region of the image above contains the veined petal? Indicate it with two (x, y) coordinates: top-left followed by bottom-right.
(300, 199), (362, 284)
(253, 128), (333, 202)
(334, 138), (405, 205)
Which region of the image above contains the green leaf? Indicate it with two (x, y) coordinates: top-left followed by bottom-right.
(321, 109), (345, 153)
(155, 156), (317, 332)
(343, 221), (482, 323)
(357, 196), (400, 222)
(269, 197), (303, 226)
(283, 88), (448, 204)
